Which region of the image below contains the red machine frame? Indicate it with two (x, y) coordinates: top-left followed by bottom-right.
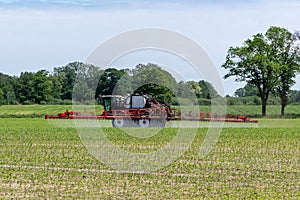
(45, 108), (258, 123)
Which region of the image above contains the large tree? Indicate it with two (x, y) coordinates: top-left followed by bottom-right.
(53, 62), (79, 100)
(270, 28), (300, 116)
(222, 26), (300, 116)
(176, 81), (194, 99)
(131, 63), (177, 104)
(0, 73), (17, 104)
(17, 72), (35, 103)
(96, 68), (128, 96)
(16, 70), (53, 104)
(73, 63), (102, 103)
(186, 81), (202, 98)
(198, 80), (219, 99)
(234, 83), (258, 97)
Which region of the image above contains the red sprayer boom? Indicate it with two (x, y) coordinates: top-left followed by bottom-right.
(45, 94), (258, 127)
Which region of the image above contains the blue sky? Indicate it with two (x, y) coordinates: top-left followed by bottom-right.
(0, 0), (300, 95)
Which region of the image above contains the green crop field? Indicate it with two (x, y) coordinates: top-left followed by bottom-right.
(0, 116), (299, 199)
(0, 105), (104, 118)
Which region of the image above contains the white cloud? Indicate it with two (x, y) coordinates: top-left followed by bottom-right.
(0, 0), (299, 94)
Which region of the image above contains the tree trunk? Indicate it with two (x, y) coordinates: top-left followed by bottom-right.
(261, 98), (267, 117)
(280, 94), (288, 117)
(281, 104), (285, 117)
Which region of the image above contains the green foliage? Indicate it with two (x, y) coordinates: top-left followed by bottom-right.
(175, 80), (219, 105)
(186, 81), (202, 98)
(234, 83), (259, 97)
(173, 97), (198, 106)
(16, 71), (35, 103)
(74, 63), (103, 98)
(113, 70), (133, 95)
(73, 81), (94, 104)
(135, 83), (174, 103)
(17, 70), (53, 104)
(96, 68), (128, 96)
(198, 80), (219, 99)
(132, 63), (177, 88)
(131, 63), (177, 104)
(175, 81), (195, 99)
(53, 62), (79, 100)
(0, 73), (18, 105)
(290, 90), (300, 103)
(268, 27), (300, 115)
(227, 95), (276, 106)
(0, 88), (4, 105)
(223, 26), (300, 116)
(33, 70), (53, 103)
(197, 98), (212, 105)
(49, 73), (63, 100)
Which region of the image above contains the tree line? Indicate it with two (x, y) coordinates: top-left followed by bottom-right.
(1, 60), (300, 112)
(227, 83), (300, 106)
(0, 62), (220, 106)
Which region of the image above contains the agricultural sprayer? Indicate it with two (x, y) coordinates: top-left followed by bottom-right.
(45, 94), (258, 127)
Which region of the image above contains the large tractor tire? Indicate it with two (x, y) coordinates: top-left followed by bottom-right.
(112, 118), (125, 128)
(138, 119), (150, 128)
(149, 119), (166, 127)
(124, 119), (139, 127)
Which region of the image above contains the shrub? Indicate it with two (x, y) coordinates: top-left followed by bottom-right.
(40, 101), (47, 105)
(22, 100), (34, 105)
(62, 99), (73, 105)
(198, 98), (211, 106)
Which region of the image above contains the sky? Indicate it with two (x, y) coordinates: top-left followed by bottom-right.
(0, 0), (300, 95)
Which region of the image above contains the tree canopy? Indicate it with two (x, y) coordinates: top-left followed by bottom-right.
(222, 26), (300, 116)
(131, 63), (178, 103)
(234, 83), (258, 98)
